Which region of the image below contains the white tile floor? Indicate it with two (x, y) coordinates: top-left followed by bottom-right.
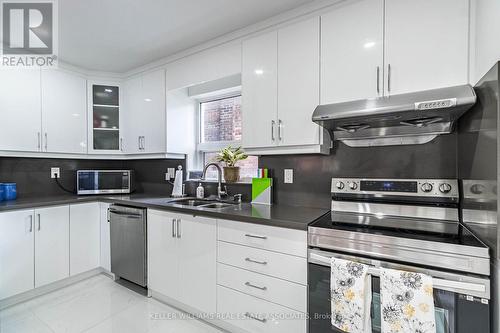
(0, 274), (225, 333)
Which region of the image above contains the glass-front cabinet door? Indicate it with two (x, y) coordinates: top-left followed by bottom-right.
(89, 82), (121, 153)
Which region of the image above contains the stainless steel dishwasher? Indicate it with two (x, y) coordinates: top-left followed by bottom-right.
(109, 204), (147, 287)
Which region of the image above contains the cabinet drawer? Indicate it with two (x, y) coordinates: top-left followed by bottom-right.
(217, 219), (307, 258)
(217, 285), (306, 333)
(217, 263), (307, 312)
(217, 241), (307, 284)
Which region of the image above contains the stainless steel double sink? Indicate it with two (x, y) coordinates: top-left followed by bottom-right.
(166, 197), (238, 210)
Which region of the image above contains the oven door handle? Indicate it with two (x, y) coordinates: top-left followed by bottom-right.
(432, 278), (486, 293)
(309, 251), (489, 299)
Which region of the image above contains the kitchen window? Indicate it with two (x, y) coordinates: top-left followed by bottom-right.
(197, 94), (258, 181)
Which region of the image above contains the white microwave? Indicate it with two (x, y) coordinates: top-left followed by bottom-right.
(77, 170), (133, 195)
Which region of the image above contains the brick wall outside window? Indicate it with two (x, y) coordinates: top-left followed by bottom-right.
(200, 95), (257, 180)
(201, 95), (242, 142)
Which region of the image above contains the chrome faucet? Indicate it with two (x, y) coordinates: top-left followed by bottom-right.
(201, 163), (227, 199)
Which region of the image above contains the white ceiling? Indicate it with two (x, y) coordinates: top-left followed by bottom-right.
(59, 0), (315, 72)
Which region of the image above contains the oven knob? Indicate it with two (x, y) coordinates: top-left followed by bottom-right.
(421, 183), (433, 192)
(470, 184), (485, 195)
(439, 183), (452, 193)
(349, 182), (358, 190)
(335, 181), (345, 190)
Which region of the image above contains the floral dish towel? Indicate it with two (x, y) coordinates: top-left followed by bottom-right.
(380, 268), (436, 333)
(330, 257), (372, 333)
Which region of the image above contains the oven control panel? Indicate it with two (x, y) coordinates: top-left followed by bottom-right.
(331, 178), (459, 198)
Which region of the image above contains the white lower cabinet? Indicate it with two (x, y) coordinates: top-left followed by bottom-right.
(217, 285), (306, 333)
(148, 210), (180, 300)
(0, 210), (35, 300)
(216, 219), (308, 333)
(34, 206), (70, 288)
(99, 203), (111, 272)
(217, 263), (307, 313)
(70, 203), (100, 276)
(148, 210), (216, 314)
(217, 241), (307, 284)
(0, 202), (104, 301)
(177, 214), (217, 314)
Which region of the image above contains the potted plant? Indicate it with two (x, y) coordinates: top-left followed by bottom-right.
(216, 146), (248, 183)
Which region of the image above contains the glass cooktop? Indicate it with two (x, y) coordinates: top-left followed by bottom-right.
(310, 211), (488, 249)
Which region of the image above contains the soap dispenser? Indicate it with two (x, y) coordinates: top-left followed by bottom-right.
(196, 183), (205, 199)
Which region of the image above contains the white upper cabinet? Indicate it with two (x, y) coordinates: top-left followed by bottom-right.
(242, 31), (278, 149)
(88, 81), (122, 154)
(242, 20), (327, 153)
(384, 0), (469, 95)
(278, 17), (321, 147)
(123, 69), (166, 154)
(41, 69), (87, 154)
(0, 69), (42, 152)
(122, 76), (142, 154)
(321, 0), (384, 104)
(139, 70), (166, 153)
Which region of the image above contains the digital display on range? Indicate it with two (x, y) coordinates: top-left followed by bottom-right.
(360, 180), (417, 193)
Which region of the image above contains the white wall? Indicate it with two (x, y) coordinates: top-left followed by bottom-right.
(165, 41), (241, 91)
(166, 88), (198, 169)
(471, 0), (500, 84)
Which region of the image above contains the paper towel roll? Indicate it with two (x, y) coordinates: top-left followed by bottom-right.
(171, 169), (183, 197)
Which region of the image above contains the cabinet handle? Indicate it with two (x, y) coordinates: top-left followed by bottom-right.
(107, 208), (110, 223)
(387, 64), (392, 93)
(245, 257), (267, 265)
(176, 219), (181, 238)
(244, 312), (267, 323)
(37, 132), (41, 150)
(37, 214), (41, 231)
(29, 215), (33, 232)
(138, 136), (141, 150)
(141, 136), (145, 150)
(172, 218), (176, 238)
(271, 120), (275, 141)
(278, 119), (282, 141)
(376, 66), (380, 94)
(245, 281), (267, 291)
(244, 233), (267, 240)
(44, 133), (48, 151)
(120, 138), (123, 151)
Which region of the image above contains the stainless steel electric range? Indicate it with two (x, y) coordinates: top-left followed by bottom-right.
(308, 178), (491, 333)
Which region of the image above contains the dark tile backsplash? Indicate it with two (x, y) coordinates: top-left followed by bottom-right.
(0, 134), (457, 208)
(259, 135), (457, 209)
(0, 157), (185, 198)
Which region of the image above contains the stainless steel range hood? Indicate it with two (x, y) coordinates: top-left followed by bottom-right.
(312, 85), (476, 147)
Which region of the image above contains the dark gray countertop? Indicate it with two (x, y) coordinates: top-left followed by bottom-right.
(0, 194), (329, 230)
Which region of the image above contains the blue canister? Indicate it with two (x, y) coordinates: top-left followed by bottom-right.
(0, 183), (4, 201)
(3, 183), (17, 201)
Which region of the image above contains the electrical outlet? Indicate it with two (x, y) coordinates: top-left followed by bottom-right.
(51, 167), (60, 179)
(284, 169), (293, 184)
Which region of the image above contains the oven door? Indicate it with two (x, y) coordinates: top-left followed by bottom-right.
(308, 249), (490, 333)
